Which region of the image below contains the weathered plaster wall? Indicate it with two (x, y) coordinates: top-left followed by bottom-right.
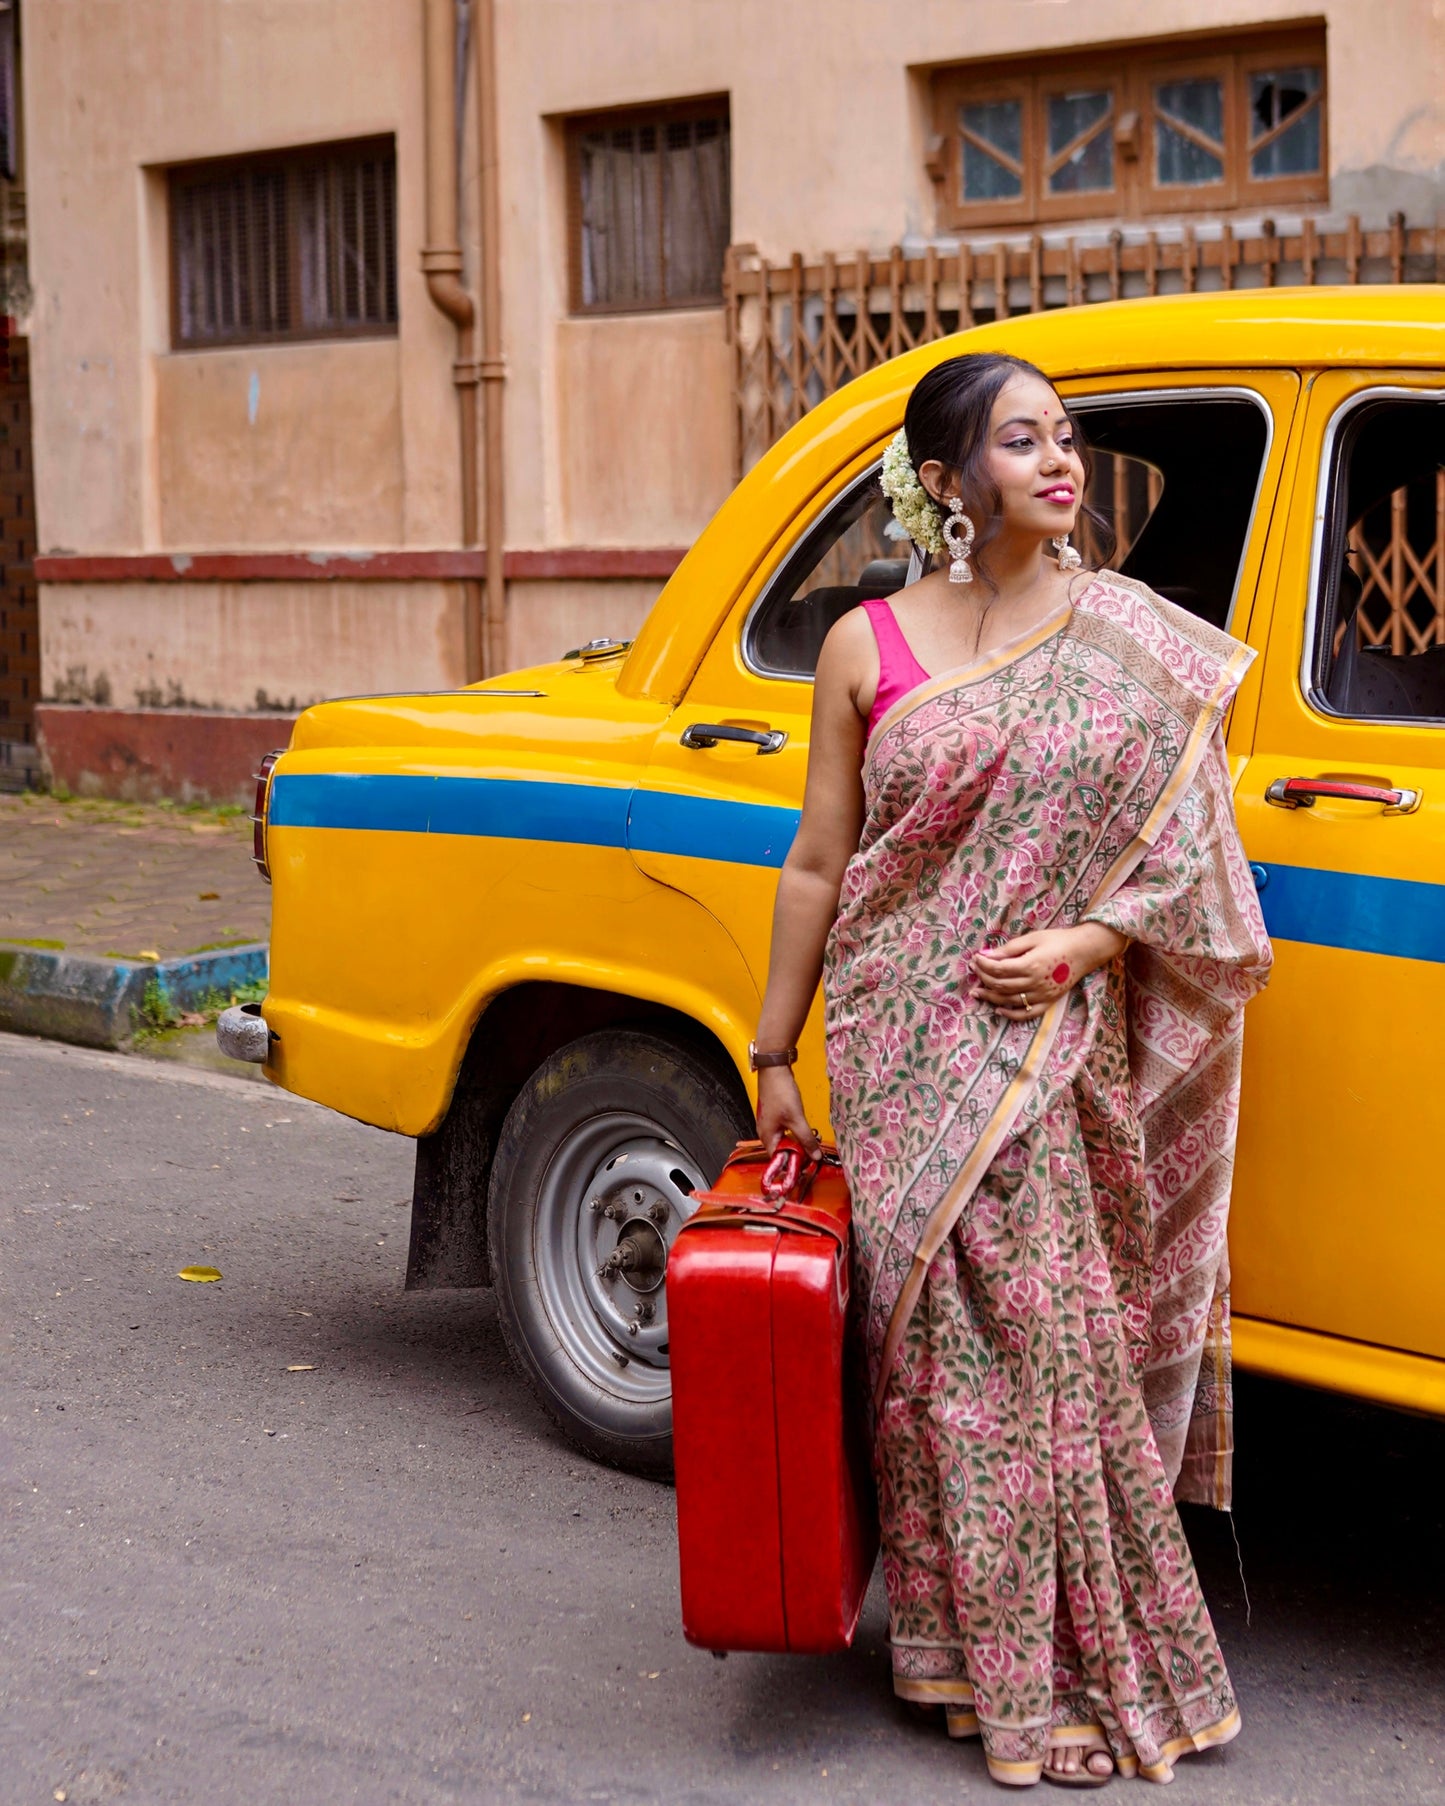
(155, 342), (404, 549)
(20, 0), (1444, 716)
(555, 313), (733, 549)
(506, 579), (664, 672)
(22, 0), (456, 563)
(39, 580), (469, 713)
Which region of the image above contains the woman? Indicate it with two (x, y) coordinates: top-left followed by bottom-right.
(753, 353), (1271, 1787)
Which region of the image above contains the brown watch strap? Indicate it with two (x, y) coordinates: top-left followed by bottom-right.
(749, 1042), (798, 1071)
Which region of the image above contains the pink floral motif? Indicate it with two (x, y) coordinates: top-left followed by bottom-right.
(999, 1460), (1033, 1502)
(1001, 1269), (1051, 1318)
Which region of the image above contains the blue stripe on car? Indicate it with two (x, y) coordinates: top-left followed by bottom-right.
(271, 774), (1445, 959)
(1254, 862), (1445, 965)
(269, 773), (631, 847)
(628, 788), (799, 869)
(269, 771), (798, 867)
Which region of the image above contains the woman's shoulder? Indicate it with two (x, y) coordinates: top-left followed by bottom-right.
(1072, 568), (1255, 701)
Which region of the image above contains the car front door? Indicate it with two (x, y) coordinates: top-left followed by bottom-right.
(630, 457), (902, 1132)
(1230, 373), (1445, 1366)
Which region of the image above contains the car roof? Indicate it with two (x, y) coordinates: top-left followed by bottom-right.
(901, 285), (1445, 384)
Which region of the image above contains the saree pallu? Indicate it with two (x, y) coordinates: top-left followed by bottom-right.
(823, 573), (1271, 1780)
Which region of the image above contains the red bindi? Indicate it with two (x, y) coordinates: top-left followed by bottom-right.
(1052, 962), (1071, 983)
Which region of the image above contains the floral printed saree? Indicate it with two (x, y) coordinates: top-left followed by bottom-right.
(823, 573), (1272, 1782)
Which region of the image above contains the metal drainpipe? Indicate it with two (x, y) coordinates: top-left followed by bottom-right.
(421, 0), (483, 680)
(473, 0), (506, 676)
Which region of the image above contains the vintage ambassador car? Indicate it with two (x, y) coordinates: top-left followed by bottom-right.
(225, 288), (1445, 1475)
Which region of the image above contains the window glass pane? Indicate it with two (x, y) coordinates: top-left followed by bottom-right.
(748, 471), (907, 678)
(1250, 66), (1322, 178)
(579, 111), (729, 309)
(661, 117), (730, 303)
(1047, 91), (1113, 196)
(1318, 399), (1445, 718)
(1153, 79), (1225, 185)
(1072, 395), (1269, 630)
(960, 100), (1023, 201)
(170, 143), (395, 348)
(579, 125), (663, 309)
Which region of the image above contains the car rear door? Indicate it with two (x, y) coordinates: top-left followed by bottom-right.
(1229, 371), (1445, 1364)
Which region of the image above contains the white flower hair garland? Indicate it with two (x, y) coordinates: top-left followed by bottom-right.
(880, 428), (946, 556)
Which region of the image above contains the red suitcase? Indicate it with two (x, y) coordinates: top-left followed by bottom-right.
(668, 1137), (878, 1654)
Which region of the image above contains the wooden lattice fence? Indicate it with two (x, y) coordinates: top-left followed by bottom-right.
(725, 214), (1444, 650)
(1347, 470), (1445, 654)
(724, 213), (1441, 476)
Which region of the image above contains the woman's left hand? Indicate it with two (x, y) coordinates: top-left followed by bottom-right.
(973, 922), (1127, 1020)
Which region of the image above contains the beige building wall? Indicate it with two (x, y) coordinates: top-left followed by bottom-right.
(21, 0), (1445, 713)
(42, 579), (470, 715)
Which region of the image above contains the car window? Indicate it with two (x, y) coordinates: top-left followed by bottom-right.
(745, 466), (910, 679)
(745, 389), (1272, 680)
(1070, 391), (1269, 630)
(1313, 393), (1445, 721)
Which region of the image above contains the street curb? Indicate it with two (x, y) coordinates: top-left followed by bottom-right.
(0, 941), (268, 1050)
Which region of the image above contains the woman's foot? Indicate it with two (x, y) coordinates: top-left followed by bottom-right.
(1041, 1742), (1114, 1787)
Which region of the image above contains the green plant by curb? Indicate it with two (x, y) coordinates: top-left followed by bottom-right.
(132, 975), (268, 1045)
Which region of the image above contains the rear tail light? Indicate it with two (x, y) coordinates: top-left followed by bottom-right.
(250, 749), (286, 883)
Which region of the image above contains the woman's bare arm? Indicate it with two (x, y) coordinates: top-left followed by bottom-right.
(754, 611), (872, 1149)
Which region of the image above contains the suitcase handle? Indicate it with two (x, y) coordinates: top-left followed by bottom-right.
(761, 1136), (822, 1203)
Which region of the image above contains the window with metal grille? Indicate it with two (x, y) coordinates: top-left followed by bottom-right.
(566, 100), (731, 313)
(169, 137), (397, 350)
(929, 26), (1326, 231)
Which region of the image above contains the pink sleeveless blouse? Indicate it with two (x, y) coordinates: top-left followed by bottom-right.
(861, 597), (931, 737)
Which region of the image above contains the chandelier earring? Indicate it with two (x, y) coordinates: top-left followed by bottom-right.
(1052, 533), (1083, 573)
(943, 496), (976, 584)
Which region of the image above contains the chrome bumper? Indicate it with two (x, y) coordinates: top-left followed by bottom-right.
(216, 1001), (272, 1064)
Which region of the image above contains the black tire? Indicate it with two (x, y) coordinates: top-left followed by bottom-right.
(487, 1027), (752, 1476)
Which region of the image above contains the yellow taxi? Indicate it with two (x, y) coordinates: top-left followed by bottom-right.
(231, 287), (1445, 1472)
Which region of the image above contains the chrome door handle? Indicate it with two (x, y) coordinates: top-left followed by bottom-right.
(1265, 777), (1421, 815)
(680, 722), (788, 754)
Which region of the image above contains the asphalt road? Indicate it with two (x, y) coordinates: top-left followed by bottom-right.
(3, 1029), (1442, 1806)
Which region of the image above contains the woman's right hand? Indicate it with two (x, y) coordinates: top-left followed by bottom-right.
(755, 1065), (819, 1155)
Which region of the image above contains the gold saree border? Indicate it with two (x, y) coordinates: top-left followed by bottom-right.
(872, 629), (1255, 1408)
(874, 993), (1069, 1406)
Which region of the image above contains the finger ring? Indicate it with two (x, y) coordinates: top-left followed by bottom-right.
(1021, 992), (1030, 1009)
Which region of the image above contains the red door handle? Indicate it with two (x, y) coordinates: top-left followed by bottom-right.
(1265, 777), (1421, 815)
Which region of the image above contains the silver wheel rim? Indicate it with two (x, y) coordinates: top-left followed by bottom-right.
(532, 1111), (706, 1406)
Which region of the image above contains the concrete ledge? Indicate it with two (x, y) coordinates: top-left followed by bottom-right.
(0, 941), (268, 1050)
(35, 706), (295, 807)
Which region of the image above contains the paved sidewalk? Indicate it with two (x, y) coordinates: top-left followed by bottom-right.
(0, 791), (270, 961)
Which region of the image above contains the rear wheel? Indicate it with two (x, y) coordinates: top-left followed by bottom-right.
(487, 1028), (751, 1476)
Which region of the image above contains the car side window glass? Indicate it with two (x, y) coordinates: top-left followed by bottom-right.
(1315, 395), (1445, 721)
(745, 467), (911, 679)
(1071, 392), (1269, 630)
(746, 393), (1272, 681)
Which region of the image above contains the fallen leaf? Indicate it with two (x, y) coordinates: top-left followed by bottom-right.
(139, 949), (160, 962)
(178, 1012), (205, 1028)
(177, 1265), (222, 1283)
(521, 1713), (531, 1724)
(198, 891), (220, 900)
(286, 1363), (316, 1372)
